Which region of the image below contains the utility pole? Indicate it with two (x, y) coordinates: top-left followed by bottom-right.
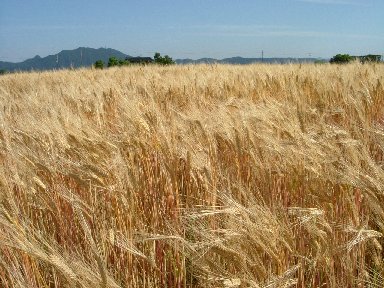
(80, 49), (83, 67)
(262, 50), (264, 63)
(56, 54), (59, 69)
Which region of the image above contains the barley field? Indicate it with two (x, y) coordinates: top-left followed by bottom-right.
(0, 63), (384, 287)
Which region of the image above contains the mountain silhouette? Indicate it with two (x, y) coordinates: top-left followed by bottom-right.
(0, 47), (130, 72)
(175, 56), (319, 65)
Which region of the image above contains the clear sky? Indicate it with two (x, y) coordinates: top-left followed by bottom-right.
(1, 0), (383, 62)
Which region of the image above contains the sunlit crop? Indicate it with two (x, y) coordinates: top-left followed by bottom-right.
(0, 62), (384, 287)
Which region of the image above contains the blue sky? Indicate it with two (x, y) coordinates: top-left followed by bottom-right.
(0, 0), (383, 62)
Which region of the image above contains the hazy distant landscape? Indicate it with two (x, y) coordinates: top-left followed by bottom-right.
(0, 47), (322, 72)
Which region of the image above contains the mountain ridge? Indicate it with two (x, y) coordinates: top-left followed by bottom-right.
(0, 47), (130, 72)
(175, 56), (321, 65)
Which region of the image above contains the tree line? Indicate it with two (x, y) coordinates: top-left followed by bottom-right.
(330, 54), (381, 64)
(94, 52), (175, 69)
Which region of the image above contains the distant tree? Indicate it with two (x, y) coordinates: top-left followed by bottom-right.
(108, 57), (120, 67)
(126, 57), (153, 65)
(330, 54), (353, 64)
(0, 69), (7, 75)
(118, 59), (130, 66)
(361, 54), (381, 63)
(94, 60), (104, 69)
(154, 52), (175, 65)
(154, 52), (161, 62)
(163, 55), (174, 64)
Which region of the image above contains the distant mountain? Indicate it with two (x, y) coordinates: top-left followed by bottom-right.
(176, 58), (219, 65)
(175, 56), (320, 65)
(0, 47), (130, 72)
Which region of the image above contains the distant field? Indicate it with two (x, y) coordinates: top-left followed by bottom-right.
(1, 63), (384, 287)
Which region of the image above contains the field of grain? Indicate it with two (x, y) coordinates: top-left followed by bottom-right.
(0, 63), (384, 287)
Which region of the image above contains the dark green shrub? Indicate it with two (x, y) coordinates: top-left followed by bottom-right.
(330, 54), (353, 64)
(108, 57), (120, 67)
(94, 60), (104, 69)
(154, 52), (175, 65)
